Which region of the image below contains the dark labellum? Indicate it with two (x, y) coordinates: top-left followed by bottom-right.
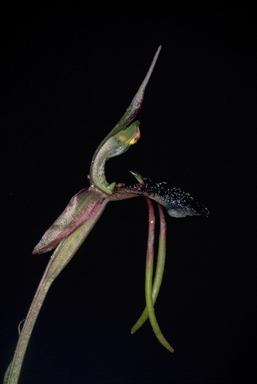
(122, 176), (210, 218)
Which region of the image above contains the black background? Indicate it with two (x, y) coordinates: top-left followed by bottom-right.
(1, 2), (256, 383)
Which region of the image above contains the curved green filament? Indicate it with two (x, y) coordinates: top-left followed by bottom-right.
(131, 203), (167, 333)
(143, 197), (174, 353)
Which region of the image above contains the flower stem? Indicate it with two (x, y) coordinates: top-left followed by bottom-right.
(5, 202), (107, 384)
(5, 270), (53, 384)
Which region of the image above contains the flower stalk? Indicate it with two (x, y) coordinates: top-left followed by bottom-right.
(5, 200), (108, 384)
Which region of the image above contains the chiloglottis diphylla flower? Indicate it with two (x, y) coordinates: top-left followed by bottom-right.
(32, 46), (209, 354)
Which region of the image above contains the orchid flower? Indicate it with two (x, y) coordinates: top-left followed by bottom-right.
(4, 46), (209, 384)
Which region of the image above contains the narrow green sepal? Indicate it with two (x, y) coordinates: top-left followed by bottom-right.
(89, 46), (162, 193)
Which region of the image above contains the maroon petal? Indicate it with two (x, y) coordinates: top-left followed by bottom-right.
(32, 187), (107, 254)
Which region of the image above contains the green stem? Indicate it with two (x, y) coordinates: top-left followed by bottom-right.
(5, 201), (107, 384)
(144, 198), (174, 353)
(130, 203), (167, 333)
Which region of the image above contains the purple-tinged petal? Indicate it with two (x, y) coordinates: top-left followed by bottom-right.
(32, 187), (108, 255)
(131, 203), (167, 334)
(144, 197), (174, 353)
